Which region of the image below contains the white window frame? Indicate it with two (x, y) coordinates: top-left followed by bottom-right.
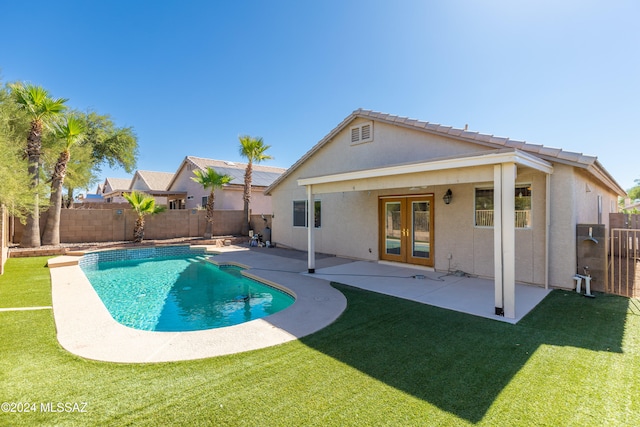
(474, 184), (532, 229)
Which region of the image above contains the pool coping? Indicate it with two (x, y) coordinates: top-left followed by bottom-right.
(48, 245), (349, 363)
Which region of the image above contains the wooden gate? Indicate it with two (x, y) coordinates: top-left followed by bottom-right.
(608, 214), (640, 297)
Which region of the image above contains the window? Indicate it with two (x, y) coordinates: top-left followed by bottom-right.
(293, 200), (322, 228)
(201, 196), (208, 207)
(475, 185), (532, 228)
(350, 121), (373, 145)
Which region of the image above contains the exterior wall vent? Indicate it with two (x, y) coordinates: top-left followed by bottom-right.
(350, 121), (374, 145)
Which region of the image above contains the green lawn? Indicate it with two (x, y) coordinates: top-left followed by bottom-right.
(1, 256), (639, 426)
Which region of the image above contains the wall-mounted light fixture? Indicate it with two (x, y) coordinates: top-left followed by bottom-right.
(443, 189), (453, 205)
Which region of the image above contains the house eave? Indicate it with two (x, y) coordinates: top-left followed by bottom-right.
(298, 148), (553, 188)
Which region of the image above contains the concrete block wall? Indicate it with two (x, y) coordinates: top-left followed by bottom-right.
(11, 208), (269, 244)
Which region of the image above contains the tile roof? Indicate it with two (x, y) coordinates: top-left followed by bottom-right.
(104, 177), (131, 192)
(133, 170), (175, 191)
(185, 157), (286, 187)
(266, 108), (625, 196)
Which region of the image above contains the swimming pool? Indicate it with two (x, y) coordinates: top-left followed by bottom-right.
(80, 246), (295, 332)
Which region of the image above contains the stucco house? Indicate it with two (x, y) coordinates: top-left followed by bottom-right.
(166, 156), (286, 212)
(100, 177), (131, 203)
(623, 198), (640, 212)
(266, 109), (626, 319)
(129, 170), (185, 206)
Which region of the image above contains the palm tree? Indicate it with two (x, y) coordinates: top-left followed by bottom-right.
(123, 191), (166, 243)
(238, 135), (273, 235)
(42, 116), (86, 245)
(10, 83), (67, 247)
(191, 167), (232, 239)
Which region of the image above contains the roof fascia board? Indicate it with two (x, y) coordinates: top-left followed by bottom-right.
(265, 112), (359, 194)
(166, 157), (191, 190)
(298, 149), (552, 187)
(585, 163), (627, 196)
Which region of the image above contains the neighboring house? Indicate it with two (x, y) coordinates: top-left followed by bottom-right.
(101, 177), (132, 203)
(266, 109), (626, 319)
(79, 193), (104, 203)
(166, 156), (286, 212)
(129, 170), (185, 206)
(623, 199), (640, 212)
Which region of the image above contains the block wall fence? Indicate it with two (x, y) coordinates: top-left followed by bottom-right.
(11, 207), (273, 244)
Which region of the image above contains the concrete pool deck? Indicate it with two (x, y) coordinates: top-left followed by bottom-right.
(49, 245), (351, 363)
(49, 244), (550, 363)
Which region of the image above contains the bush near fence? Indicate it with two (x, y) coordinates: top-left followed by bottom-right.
(11, 208), (272, 244)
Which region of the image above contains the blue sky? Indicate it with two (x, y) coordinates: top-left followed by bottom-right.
(1, 0), (638, 191)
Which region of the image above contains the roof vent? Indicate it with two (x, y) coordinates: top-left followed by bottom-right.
(225, 161), (236, 166)
(350, 121), (374, 145)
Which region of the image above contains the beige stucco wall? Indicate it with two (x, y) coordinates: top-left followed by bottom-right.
(130, 176), (147, 191)
(271, 119), (553, 281)
(169, 163), (274, 213)
(544, 164), (620, 289)
(270, 119), (489, 259)
(271, 118), (622, 289)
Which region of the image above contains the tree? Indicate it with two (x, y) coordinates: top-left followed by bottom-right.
(60, 143), (99, 207)
(42, 115), (86, 245)
(10, 83), (67, 247)
(628, 179), (640, 201)
(52, 110), (137, 207)
(85, 111), (137, 174)
(0, 83), (34, 219)
(238, 135), (273, 235)
(123, 191), (166, 243)
(191, 167), (232, 239)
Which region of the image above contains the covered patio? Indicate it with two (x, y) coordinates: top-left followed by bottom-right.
(298, 148), (554, 320)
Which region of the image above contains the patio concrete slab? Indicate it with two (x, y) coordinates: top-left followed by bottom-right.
(311, 261), (551, 324)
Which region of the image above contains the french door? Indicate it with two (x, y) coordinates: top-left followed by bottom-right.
(379, 196), (434, 267)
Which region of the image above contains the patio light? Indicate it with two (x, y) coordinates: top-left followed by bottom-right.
(443, 189), (453, 204)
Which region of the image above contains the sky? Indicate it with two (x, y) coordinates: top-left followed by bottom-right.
(1, 0), (638, 192)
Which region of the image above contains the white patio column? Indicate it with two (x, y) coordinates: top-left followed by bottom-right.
(307, 185), (316, 273)
(494, 163), (516, 318)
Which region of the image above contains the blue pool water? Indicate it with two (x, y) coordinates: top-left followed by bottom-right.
(80, 249), (294, 332)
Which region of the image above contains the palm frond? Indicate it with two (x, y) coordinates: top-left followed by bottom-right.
(238, 135), (273, 163)
(191, 167), (233, 189)
(124, 191), (165, 217)
(10, 83), (68, 120)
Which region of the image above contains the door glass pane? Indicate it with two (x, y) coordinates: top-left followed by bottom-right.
(412, 201), (430, 259)
(385, 202), (402, 255)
